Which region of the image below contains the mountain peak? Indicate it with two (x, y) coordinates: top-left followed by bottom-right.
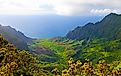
(85, 22), (94, 26)
(0, 25), (32, 50)
(105, 13), (121, 18)
(108, 13), (118, 15)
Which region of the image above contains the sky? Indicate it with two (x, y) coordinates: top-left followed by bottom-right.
(0, 0), (120, 16)
(0, 0), (120, 38)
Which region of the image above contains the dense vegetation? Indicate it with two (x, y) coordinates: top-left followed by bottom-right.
(52, 58), (121, 76)
(0, 35), (49, 76)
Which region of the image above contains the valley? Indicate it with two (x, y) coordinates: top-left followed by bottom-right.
(1, 13), (121, 75)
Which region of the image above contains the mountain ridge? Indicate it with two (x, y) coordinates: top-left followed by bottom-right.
(66, 13), (121, 40)
(0, 25), (32, 50)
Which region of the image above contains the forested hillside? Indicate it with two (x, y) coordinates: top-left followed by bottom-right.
(66, 13), (121, 40)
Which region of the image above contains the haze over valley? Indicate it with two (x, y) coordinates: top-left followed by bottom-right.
(0, 15), (103, 38)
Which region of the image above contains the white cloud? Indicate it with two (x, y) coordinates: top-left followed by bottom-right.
(90, 9), (121, 15)
(0, 0), (55, 15)
(53, 4), (88, 16)
(0, 0), (120, 15)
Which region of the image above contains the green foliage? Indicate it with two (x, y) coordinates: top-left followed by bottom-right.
(80, 39), (121, 63)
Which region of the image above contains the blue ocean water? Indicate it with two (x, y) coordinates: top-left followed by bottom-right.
(0, 15), (104, 38)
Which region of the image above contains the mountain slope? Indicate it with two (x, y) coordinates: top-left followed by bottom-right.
(66, 13), (121, 40)
(0, 25), (32, 50)
(0, 35), (48, 75)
